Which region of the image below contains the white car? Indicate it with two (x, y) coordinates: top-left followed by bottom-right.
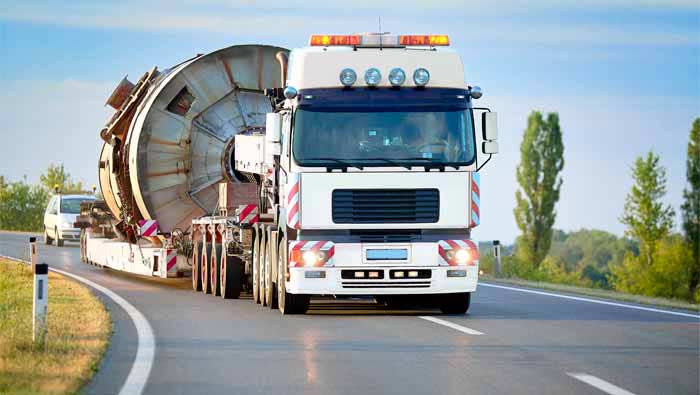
(44, 194), (96, 247)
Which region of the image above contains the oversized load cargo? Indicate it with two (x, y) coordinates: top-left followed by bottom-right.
(98, 45), (288, 240)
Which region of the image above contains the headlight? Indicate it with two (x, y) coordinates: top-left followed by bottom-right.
(388, 68), (406, 86)
(302, 250), (326, 267)
(364, 68), (382, 86)
(455, 249), (471, 265)
(413, 68), (430, 86)
(339, 68), (357, 86)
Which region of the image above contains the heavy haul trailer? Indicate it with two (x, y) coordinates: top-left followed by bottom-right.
(79, 33), (499, 315)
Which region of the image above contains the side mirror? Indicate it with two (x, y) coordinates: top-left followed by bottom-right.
(482, 141), (499, 154)
(265, 113), (282, 164)
(481, 112), (498, 141)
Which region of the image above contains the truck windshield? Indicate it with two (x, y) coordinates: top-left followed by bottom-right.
(293, 109), (475, 168)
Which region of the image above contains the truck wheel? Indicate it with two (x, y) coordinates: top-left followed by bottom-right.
(252, 225), (262, 304)
(44, 228), (53, 245)
(439, 292), (471, 314)
(265, 231), (278, 309)
(55, 228), (64, 247)
(259, 228), (268, 306)
(221, 255), (242, 299)
(210, 244), (222, 297)
(201, 240), (212, 294)
(192, 241), (203, 292)
(278, 239), (310, 315)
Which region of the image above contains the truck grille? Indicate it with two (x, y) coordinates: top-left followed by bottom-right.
(332, 189), (439, 224)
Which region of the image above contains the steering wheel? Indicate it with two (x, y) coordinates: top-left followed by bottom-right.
(416, 141), (449, 151)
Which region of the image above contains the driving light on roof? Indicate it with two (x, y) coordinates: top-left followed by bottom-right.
(364, 68), (382, 86)
(310, 35), (361, 46)
(339, 68), (357, 86)
(400, 35), (450, 46)
(388, 68), (406, 86)
(413, 68), (430, 86)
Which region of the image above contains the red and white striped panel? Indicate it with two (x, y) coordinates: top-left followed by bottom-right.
(286, 173), (300, 229)
(236, 204), (259, 225)
(165, 249), (178, 273)
(469, 172), (480, 228)
(437, 239), (479, 266)
(288, 240), (335, 268)
(138, 219), (158, 237)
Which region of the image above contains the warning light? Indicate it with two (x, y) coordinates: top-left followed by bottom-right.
(310, 35), (361, 46)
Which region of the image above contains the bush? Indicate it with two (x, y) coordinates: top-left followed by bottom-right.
(0, 179), (50, 232)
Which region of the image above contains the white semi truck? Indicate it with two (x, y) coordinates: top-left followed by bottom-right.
(79, 33), (499, 315)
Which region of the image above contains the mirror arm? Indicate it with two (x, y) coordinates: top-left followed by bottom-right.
(476, 153), (492, 172)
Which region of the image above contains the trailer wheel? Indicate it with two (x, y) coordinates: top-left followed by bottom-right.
(252, 225), (262, 304)
(277, 239), (310, 315)
(211, 244), (222, 297)
(44, 227), (53, 245)
(221, 254), (242, 299)
(265, 230), (278, 309)
(192, 241), (203, 292)
(259, 228), (268, 306)
(201, 240), (212, 294)
(439, 292), (471, 314)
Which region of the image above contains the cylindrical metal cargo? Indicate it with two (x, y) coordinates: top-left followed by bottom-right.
(99, 44), (288, 237)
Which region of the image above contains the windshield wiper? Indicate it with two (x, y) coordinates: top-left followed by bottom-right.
(303, 158), (363, 171)
(400, 157), (460, 171)
(354, 158), (412, 170)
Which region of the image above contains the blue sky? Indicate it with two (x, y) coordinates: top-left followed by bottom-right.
(0, 0), (698, 243)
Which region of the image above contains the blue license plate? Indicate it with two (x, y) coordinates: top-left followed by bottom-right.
(366, 249), (408, 261)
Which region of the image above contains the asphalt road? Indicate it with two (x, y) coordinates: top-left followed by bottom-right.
(1, 231), (698, 395)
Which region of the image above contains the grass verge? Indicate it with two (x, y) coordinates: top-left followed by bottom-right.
(0, 259), (111, 394)
(480, 274), (700, 312)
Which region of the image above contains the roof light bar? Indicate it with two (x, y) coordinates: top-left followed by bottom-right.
(310, 35), (361, 46)
(400, 35), (450, 46)
(309, 34), (450, 47)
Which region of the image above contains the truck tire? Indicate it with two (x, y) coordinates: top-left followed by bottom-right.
(211, 244), (222, 297)
(44, 228), (53, 245)
(221, 254), (242, 299)
(201, 240), (212, 294)
(55, 227), (64, 247)
(439, 292), (471, 314)
(265, 231), (278, 309)
(192, 241), (203, 292)
(252, 225), (262, 304)
(259, 228), (268, 306)
(277, 239), (310, 315)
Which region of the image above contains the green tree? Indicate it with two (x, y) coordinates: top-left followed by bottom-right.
(514, 111), (565, 269)
(39, 163), (83, 194)
(681, 118), (700, 300)
(0, 178), (50, 232)
(620, 152), (675, 266)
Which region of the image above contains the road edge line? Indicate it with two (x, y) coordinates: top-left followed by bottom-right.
(480, 283), (700, 319)
(567, 373), (637, 395)
(418, 316), (484, 335)
(1, 254), (155, 395)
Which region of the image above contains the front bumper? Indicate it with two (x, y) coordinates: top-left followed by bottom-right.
(58, 228), (81, 241)
(287, 265), (479, 295)
(286, 241), (479, 295)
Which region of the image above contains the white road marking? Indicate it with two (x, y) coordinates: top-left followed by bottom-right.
(567, 373), (637, 395)
(50, 267), (155, 395)
(1, 250), (155, 395)
(418, 316), (484, 335)
(481, 283), (700, 319)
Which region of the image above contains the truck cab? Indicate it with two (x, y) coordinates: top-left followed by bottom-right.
(268, 34), (499, 313)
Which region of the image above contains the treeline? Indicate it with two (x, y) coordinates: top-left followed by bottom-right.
(0, 164), (86, 232)
(484, 116), (700, 303)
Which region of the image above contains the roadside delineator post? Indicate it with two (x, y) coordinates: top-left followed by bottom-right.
(493, 240), (501, 277)
(33, 263), (49, 345)
(29, 236), (37, 271)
